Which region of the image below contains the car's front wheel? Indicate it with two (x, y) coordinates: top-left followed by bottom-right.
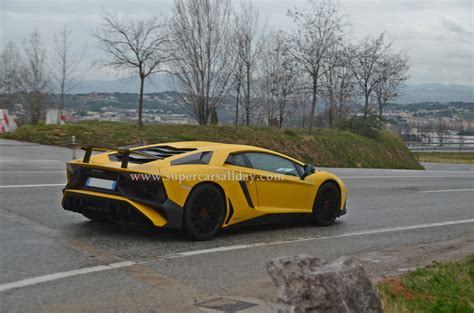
(184, 184), (226, 241)
(311, 182), (341, 226)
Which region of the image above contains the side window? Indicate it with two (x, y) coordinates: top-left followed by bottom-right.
(233, 154), (250, 167)
(293, 162), (304, 176)
(225, 153), (251, 168)
(245, 152), (300, 177)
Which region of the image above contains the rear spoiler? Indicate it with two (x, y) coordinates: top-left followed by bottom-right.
(70, 144), (161, 169)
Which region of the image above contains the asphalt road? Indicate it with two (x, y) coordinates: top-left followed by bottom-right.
(0, 139), (473, 313)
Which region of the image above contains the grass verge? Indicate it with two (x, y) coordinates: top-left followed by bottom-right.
(377, 256), (474, 313)
(415, 152), (474, 164)
(0, 121), (423, 169)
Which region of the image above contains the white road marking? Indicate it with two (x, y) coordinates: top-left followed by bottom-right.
(0, 160), (64, 163)
(419, 188), (474, 193)
(323, 168), (473, 174)
(0, 261), (135, 293)
(161, 218), (474, 259)
(340, 175), (473, 179)
(0, 183), (65, 189)
(0, 171), (64, 174)
(0, 218), (473, 293)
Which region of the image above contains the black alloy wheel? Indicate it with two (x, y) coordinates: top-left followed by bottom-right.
(312, 182), (341, 226)
(184, 184), (226, 241)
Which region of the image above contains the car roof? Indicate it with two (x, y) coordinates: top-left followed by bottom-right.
(136, 141), (303, 165)
(141, 141), (269, 152)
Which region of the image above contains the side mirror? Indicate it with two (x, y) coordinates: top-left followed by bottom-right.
(301, 164), (315, 180)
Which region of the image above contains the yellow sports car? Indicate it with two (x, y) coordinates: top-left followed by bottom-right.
(62, 142), (347, 240)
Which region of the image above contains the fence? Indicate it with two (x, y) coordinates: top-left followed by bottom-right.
(405, 141), (474, 153)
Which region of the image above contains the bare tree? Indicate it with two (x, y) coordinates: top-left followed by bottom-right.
(335, 60), (356, 122)
(169, 0), (235, 125)
(348, 33), (392, 117)
(94, 13), (169, 128)
(231, 31), (245, 127)
(233, 0), (262, 125)
(259, 31), (298, 128)
(0, 42), (21, 95)
(287, 0), (343, 132)
(52, 25), (87, 123)
(18, 29), (50, 125)
(320, 46), (356, 126)
(373, 52), (409, 118)
(290, 87), (312, 128)
(320, 48), (338, 127)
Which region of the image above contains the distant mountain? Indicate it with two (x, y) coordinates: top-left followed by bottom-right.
(396, 84), (474, 103)
(71, 77), (473, 104)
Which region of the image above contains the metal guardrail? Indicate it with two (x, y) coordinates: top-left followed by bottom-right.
(405, 141), (474, 153)
(405, 142), (474, 146)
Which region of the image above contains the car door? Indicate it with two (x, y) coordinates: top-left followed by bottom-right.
(243, 152), (315, 213)
(223, 152), (260, 210)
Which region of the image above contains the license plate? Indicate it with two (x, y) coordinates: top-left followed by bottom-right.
(85, 177), (117, 190)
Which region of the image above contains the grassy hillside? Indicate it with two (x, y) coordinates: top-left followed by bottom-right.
(1, 121), (423, 169)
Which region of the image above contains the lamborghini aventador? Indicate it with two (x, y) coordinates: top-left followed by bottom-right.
(62, 142), (347, 240)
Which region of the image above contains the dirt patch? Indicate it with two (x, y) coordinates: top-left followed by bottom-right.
(382, 277), (415, 300)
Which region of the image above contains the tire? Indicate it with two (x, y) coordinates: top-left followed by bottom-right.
(183, 184), (226, 241)
(82, 211), (110, 223)
(311, 182), (340, 226)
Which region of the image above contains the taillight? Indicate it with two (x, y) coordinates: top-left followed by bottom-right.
(66, 164), (80, 184)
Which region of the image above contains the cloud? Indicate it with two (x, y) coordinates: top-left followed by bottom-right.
(441, 18), (473, 38)
(1, 0), (472, 85)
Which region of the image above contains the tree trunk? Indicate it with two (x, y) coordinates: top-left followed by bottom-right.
(308, 74), (317, 133)
(235, 78), (241, 128)
(138, 75), (145, 129)
(328, 100), (334, 127)
(377, 94), (384, 119)
(279, 100), (284, 129)
(197, 95), (208, 125)
(30, 93), (40, 125)
(338, 79), (345, 121)
(30, 100), (38, 125)
(245, 63), (251, 125)
(58, 82), (65, 124)
(364, 93), (370, 117)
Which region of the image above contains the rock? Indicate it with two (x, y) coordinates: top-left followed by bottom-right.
(266, 255), (383, 313)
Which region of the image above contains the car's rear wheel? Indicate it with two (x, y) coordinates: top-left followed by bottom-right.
(184, 184), (226, 241)
(82, 211), (110, 223)
(311, 182), (340, 226)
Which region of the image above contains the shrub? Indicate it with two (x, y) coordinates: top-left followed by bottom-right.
(339, 115), (382, 138)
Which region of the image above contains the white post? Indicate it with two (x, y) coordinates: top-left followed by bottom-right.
(72, 135), (76, 159)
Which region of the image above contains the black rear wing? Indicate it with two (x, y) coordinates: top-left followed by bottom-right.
(71, 144), (161, 169)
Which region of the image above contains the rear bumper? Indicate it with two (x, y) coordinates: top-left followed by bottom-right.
(62, 189), (184, 229)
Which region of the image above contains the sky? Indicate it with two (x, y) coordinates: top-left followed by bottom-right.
(1, 0), (473, 86)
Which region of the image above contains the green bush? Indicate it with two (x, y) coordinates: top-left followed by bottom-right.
(339, 115), (382, 138)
